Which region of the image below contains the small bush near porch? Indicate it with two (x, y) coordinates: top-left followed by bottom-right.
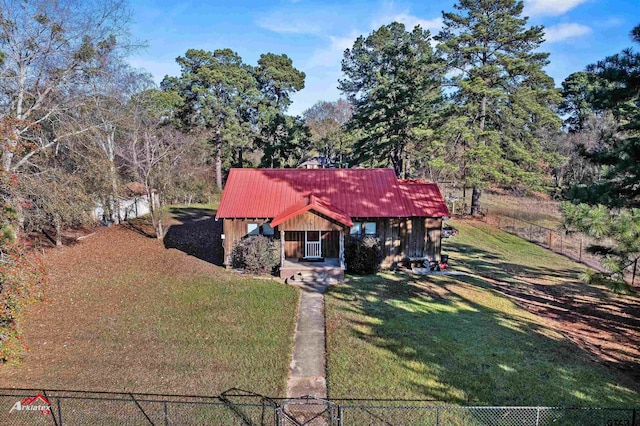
(231, 235), (280, 274)
(345, 236), (382, 275)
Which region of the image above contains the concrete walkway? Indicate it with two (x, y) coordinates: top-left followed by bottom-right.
(286, 281), (328, 399)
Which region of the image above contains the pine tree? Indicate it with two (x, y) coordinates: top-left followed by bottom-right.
(436, 0), (561, 214)
(339, 22), (444, 178)
(161, 49), (260, 189)
(563, 23), (640, 291)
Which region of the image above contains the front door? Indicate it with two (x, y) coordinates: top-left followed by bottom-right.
(305, 231), (322, 258)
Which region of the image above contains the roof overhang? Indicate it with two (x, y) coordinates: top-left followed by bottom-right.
(271, 195), (353, 228)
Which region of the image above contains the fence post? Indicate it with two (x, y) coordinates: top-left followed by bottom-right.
(57, 398), (63, 426)
(163, 401), (168, 426)
(436, 407), (440, 426)
(631, 407), (636, 426)
(579, 238), (583, 263)
(337, 405), (344, 426)
(536, 407), (541, 426)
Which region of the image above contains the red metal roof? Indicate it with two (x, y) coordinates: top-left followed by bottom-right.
(216, 168), (449, 219)
(398, 180), (450, 218)
(271, 195), (353, 227)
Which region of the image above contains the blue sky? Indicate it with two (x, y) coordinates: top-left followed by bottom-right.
(128, 0), (640, 116)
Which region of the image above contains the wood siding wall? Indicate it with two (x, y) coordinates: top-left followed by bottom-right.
(278, 211), (344, 231)
(351, 217), (442, 267)
(223, 216), (442, 268)
(223, 218), (272, 265)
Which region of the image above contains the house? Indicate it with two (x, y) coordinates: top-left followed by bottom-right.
(215, 168), (450, 281)
(298, 156), (331, 169)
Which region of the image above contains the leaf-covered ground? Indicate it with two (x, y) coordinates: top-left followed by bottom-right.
(0, 208), (298, 396)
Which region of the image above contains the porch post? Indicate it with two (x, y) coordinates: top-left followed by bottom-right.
(280, 229), (285, 268)
(339, 228), (345, 268)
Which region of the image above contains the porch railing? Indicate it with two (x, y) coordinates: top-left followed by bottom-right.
(306, 241), (322, 258)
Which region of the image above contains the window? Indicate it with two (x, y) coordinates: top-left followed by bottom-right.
(247, 223), (259, 236)
(364, 222), (377, 236)
(351, 222), (377, 237)
(262, 223), (274, 236)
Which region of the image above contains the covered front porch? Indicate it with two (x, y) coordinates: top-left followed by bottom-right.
(271, 195), (350, 282)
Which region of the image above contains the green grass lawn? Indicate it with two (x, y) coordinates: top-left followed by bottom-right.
(444, 220), (584, 286)
(482, 193), (563, 229)
(326, 220), (640, 406)
(0, 210), (298, 397)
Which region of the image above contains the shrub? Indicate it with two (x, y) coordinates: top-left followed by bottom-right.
(345, 236), (382, 275)
(231, 235), (280, 275)
(0, 171), (48, 363)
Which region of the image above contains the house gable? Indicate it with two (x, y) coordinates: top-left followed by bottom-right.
(277, 210), (345, 231)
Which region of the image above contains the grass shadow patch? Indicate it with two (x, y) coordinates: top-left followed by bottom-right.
(163, 206), (224, 266)
(326, 273), (640, 405)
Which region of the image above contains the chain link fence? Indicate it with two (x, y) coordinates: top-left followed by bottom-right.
(485, 214), (637, 285)
(437, 184), (637, 286)
(1, 389), (638, 425)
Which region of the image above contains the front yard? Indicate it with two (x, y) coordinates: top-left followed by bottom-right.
(0, 208), (298, 396)
(5, 209), (640, 407)
(326, 220), (640, 406)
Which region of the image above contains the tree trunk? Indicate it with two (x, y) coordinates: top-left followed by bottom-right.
(54, 217), (62, 247)
(109, 161), (120, 225)
(154, 192), (163, 239)
(215, 128), (223, 190)
(148, 189), (164, 239)
(403, 151), (410, 179)
(471, 93), (488, 216)
(471, 186), (482, 215)
(391, 150), (403, 178)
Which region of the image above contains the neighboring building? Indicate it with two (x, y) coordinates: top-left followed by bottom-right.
(92, 182), (154, 222)
(216, 168), (450, 280)
(298, 155), (338, 169)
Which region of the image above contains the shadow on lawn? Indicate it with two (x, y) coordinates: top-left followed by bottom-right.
(445, 242), (584, 287)
(163, 207), (224, 266)
(329, 269), (640, 406)
(447, 241), (640, 356)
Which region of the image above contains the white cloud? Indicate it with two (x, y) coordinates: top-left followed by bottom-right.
(306, 33), (358, 69)
(370, 1), (442, 32)
(544, 23), (592, 42)
(594, 17), (624, 28)
(525, 0), (589, 17)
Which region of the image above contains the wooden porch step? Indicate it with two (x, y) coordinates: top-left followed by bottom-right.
(281, 267), (344, 284)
